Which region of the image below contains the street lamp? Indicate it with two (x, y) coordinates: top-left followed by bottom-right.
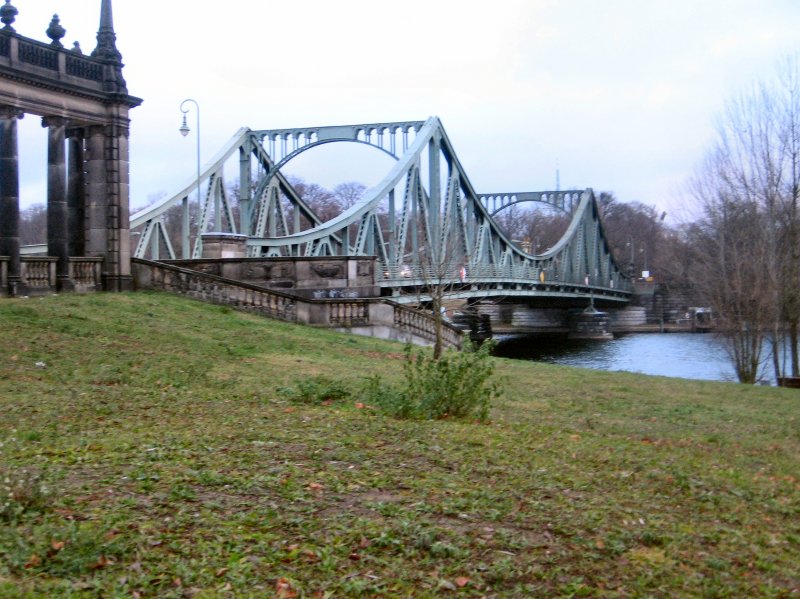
(179, 98), (200, 259)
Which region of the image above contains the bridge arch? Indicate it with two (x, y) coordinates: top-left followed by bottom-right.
(250, 137), (400, 217)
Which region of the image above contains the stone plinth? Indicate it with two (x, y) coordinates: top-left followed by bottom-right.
(200, 233), (248, 259)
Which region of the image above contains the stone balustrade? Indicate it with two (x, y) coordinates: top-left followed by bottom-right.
(0, 256), (103, 296)
(20, 257), (56, 294)
(69, 257), (103, 292)
(393, 303), (464, 349)
(0, 31), (106, 92)
(132, 258), (463, 350)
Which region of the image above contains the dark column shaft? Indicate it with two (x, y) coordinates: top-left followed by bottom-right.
(43, 116), (70, 289)
(67, 130), (86, 257)
(0, 106), (22, 293)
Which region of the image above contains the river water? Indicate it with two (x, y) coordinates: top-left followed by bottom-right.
(493, 333), (746, 383)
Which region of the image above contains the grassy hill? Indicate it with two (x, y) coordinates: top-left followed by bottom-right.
(0, 292), (798, 597)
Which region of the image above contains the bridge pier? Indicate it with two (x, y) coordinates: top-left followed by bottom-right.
(568, 305), (613, 340)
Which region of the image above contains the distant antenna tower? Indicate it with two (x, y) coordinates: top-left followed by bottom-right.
(556, 160), (560, 191)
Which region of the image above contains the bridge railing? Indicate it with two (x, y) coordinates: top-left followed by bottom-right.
(132, 259), (462, 349)
(380, 262), (631, 294)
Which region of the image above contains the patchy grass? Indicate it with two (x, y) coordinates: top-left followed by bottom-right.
(0, 292), (798, 598)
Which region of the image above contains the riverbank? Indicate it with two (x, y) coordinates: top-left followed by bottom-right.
(1, 293), (798, 597)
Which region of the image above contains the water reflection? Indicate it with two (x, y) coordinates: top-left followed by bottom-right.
(493, 333), (739, 383)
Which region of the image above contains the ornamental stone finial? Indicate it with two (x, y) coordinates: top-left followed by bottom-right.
(0, 0), (18, 32)
(46, 14), (66, 47)
(92, 0), (122, 62)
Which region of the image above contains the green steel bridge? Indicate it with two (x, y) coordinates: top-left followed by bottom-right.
(129, 117), (632, 306)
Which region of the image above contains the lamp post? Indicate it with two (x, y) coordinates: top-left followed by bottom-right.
(179, 99), (200, 259)
(626, 234), (634, 277)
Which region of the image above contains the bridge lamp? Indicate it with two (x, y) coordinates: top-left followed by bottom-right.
(179, 99), (200, 259)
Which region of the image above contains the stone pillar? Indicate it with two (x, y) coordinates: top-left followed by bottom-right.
(105, 123), (132, 291)
(85, 125), (107, 262)
(43, 116), (72, 291)
(0, 105), (24, 296)
(67, 128), (86, 257)
(84, 123), (133, 291)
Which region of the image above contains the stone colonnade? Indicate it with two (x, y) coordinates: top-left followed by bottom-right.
(0, 0), (140, 296)
(0, 108), (132, 294)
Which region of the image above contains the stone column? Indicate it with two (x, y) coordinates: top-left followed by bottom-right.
(84, 122), (133, 291)
(84, 125), (107, 261)
(0, 105), (24, 296)
(43, 116), (72, 291)
(105, 123), (132, 291)
(67, 128), (86, 257)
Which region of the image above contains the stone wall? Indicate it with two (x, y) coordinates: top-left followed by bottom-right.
(164, 256), (379, 298)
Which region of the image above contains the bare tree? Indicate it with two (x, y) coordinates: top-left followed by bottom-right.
(332, 182), (366, 210)
(686, 56), (800, 382)
(19, 204), (47, 245)
(687, 173), (775, 383)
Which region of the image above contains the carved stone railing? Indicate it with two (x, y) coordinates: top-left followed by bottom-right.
(393, 303), (464, 349)
(65, 54), (103, 81)
(132, 258), (463, 350)
(18, 39), (58, 71)
(21, 256), (56, 293)
(0, 31), (107, 92)
(134, 259), (298, 322)
(328, 301), (370, 326)
(69, 257), (103, 292)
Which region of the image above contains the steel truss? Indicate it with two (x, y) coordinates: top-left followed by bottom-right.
(131, 117), (631, 302)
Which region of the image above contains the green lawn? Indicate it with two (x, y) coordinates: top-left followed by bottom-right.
(0, 292), (798, 598)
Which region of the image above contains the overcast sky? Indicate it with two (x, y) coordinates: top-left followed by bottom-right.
(11, 0), (800, 222)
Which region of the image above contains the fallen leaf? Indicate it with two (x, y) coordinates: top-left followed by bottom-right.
(455, 576), (470, 588)
(276, 577), (298, 598)
(90, 555), (111, 570)
(50, 540), (65, 551)
(215, 567), (229, 578)
(104, 529), (121, 541)
(24, 554), (41, 569)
